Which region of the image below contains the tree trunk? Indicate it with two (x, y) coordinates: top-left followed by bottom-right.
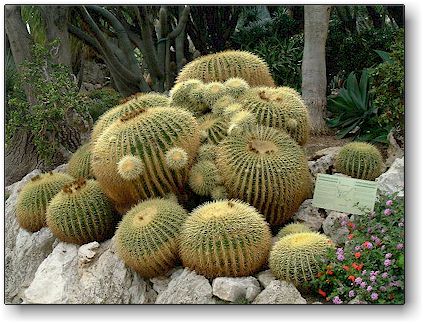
(302, 5), (331, 135)
(366, 6), (383, 29)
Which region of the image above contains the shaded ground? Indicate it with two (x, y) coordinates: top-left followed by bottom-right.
(305, 133), (351, 158)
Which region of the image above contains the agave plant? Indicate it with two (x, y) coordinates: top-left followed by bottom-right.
(327, 69), (382, 140)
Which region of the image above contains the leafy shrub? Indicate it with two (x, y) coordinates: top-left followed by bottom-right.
(308, 194), (405, 304)
(7, 41), (91, 164)
(326, 17), (398, 85)
(85, 87), (122, 122)
(327, 69), (390, 143)
(370, 29), (404, 131)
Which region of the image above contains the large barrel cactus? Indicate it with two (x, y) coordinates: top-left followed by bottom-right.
(67, 143), (93, 179)
(216, 126), (312, 225)
(91, 106), (200, 211)
(46, 178), (117, 245)
(16, 172), (74, 232)
(179, 200), (272, 278)
(335, 142), (384, 180)
(176, 50), (275, 87)
(237, 87), (310, 145)
(91, 92), (170, 143)
(115, 198), (189, 278)
(269, 232), (333, 286)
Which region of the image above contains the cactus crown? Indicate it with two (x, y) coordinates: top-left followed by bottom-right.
(62, 177), (87, 194)
(269, 232), (333, 286)
(179, 199), (272, 278)
(165, 147), (189, 170)
(216, 126), (311, 225)
(335, 142), (384, 180)
(276, 222), (313, 239)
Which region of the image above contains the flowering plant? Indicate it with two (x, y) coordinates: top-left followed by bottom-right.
(308, 194), (404, 304)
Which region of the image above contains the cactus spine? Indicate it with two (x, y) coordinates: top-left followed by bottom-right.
(169, 79), (208, 117)
(198, 114), (228, 144)
(46, 178), (117, 245)
(189, 160), (221, 196)
(216, 126), (312, 226)
(91, 107), (200, 210)
(176, 50), (275, 87)
(16, 172), (74, 232)
(179, 200), (272, 277)
(115, 198), (189, 278)
(67, 143), (93, 179)
(276, 222), (313, 239)
(269, 232), (333, 286)
(335, 142), (384, 180)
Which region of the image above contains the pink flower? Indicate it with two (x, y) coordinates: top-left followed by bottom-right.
(396, 243), (404, 250)
(371, 292), (379, 301)
(381, 272), (388, 279)
(332, 296), (342, 304)
(363, 241), (373, 249)
(385, 253), (392, 259)
(354, 277), (363, 285)
(367, 286), (373, 292)
(384, 209), (392, 216)
(370, 275), (376, 282)
(354, 245), (361, 251)
(348, 290), (356, 298)
(360, 282), (367, 289)
(384, 259), (392, 267)
(386, 200), (393, 206)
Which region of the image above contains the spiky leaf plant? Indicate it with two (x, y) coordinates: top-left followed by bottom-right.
(269, 232), (333, 286)
(335, 142), (384, 180)
(16, 172), (74, 232)
(115, 198), (189, 278)
(67, 143), (93, 179)
(91, 92), (170, 143)
(179, 200), (272, 277)
(216, 126), (311, 225)
(46, 178), (117, 245)
(237, 87), (310, 145)
(176, 50), (275, 87)
(91, 107), (200, 211)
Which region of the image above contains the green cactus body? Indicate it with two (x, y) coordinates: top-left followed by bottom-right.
(176, 50), (275, 87)
(223, 78), (250, 98)
(169, 79), (209, 117)
(91, 107), (200, 210)
(189, 160), (220, 196)
(197, 144), (217, 162)
(198, 113), (228, 144)
(237, 87), (310, 145)
(67, 143), (93, 179)
(179, 199), (272, 277)
(210, 185), (228, 200)
(201, 82), (228, 107)
(276, 222), (313, 239)
(216, 126), (311, 226)
(115, 198), (189, 278)
(335, 142), (384, 180)
(211, 95), (236, 116)
(16, 172), (74, 232)
(269, 232), (333, 286)
(46, 178), (117, 245)
(91, 92), (170, 143)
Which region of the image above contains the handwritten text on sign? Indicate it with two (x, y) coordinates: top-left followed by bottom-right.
(312, 174), (378, 215)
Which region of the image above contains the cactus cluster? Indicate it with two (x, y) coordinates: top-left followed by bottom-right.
(179, 200), (272, 278)
(115, 198), (189, 278)
(169, 79), (209, 117)
(91, 106), (200, 211)
(46, 178), (117, 245)
(176, 50), (275, 87)
(67, 143), (93, 179)
(198, 114), (229, 144)
(269, 232), (333, 286)
(335, 142), (384, 180)
(216, 126), (312, 225)
(16, 172), (74, 232)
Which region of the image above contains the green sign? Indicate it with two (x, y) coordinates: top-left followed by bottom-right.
(312, 174), (378, 215)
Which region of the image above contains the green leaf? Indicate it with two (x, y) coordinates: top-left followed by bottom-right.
(374, 50), (394, 64)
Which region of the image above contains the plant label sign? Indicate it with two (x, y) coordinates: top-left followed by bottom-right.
(312, 174), (378, 215)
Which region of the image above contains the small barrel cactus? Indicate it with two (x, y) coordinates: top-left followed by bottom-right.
(198, 114), (228, 144)
(46, 178), (117, 245)
(16, 172), (74, 232)
(179, 200), (272, 277)
(216, 126), (311, 226)
(197, 144), (217, 162)
(269, 232), (333, 286)
(237, 87), (310, 145)
(276, 222), (313, 239)
(210, 185), (228, 200)
(176, 50), (275, 87)
(67, 143), (93, 179)
(189, 160), (221, 196)
(115, 198), (189, 278)
(91, 106), (200, 210)
(201, 82), (228, 107)
(91, 92), (170, 143)
(211, 95), (236, 116)
(223, 78), (250, 98)
(335, 142), (384, 180)
(169, 79), (209, 117)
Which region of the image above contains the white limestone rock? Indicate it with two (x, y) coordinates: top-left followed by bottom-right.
(292, 199), (325, 231)
(212, 277), (261, 302)
(376, 157), (404, 197)
(256, 270), (276, 288)
(252, 280), (306, 304)
(322, 211), (350, 245)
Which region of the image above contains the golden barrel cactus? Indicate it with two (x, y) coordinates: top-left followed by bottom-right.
(179, 200), (272, 278)
(176, 50), (275, 87)
(91, 107), (200, 211)
(67, 143), (93, 179)
(216, 126), (312, 225)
